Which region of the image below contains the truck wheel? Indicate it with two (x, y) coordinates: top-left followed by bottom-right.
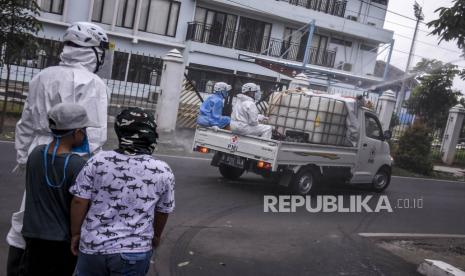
(219, 164), (244, 180)
(291, 168), (319, 195)
(372, 167), (391, 192)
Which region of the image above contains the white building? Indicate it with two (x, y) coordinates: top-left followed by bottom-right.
(34, 0), (393, 95)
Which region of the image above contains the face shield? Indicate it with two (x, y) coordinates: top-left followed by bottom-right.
(95, 45), (114, 79)
(254, 85), (262, 102)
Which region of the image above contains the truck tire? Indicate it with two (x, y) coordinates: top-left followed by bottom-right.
(372, 166), (391, 192)
(219, 164), (244, 180)
(291, 167), (319, 195)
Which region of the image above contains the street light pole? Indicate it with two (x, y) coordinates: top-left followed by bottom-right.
(395, 2), (424, 112)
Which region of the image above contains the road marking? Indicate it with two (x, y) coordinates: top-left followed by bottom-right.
(359, 233), (465, 238)
(155, 154), (210, 161)
(393, 176), (464, 184)
(0, 140), (14, 144)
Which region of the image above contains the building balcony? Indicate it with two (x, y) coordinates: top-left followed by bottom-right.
(280, 0), (347, 18)
(186, 22), (336, 68)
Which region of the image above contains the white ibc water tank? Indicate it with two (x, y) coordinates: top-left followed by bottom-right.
(268, 91), (348, 145)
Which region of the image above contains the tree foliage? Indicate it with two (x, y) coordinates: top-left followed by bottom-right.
(0, 0), (42, 132)
(395, 122), (433, 175)
(428, 0), (465, 50)
(407, 59), (461, 130)
(0, 0), (42, 64)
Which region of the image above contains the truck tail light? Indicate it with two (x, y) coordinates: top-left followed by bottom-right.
(257, 161), (272, 170)
(196, 146), (209, 153)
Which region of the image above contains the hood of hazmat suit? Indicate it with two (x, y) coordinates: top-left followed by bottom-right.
(197, 93), (231, 128)
(15, 48), (108, 165)
(230, 94), (272, 139)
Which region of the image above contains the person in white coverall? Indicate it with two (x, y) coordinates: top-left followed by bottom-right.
(7, 22), (109, 275)
(230, 83), (272, 139)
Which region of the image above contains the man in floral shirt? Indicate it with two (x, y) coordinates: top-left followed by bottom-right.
(70, 107), (174, 275)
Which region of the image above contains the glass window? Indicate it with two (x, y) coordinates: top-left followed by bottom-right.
(127, 54), (162, 84)
(365, 114), (383, 140)
(116, 0), (138, 29)
(40, 0), (64, 14)
(92, 0), (115, 24)
(330, 37), (352, 47)
(235, 17), (271, 53)
(139, 0), (181, 37)
(111, 51), (129, 81)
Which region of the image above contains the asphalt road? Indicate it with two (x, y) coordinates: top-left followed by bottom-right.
(1, 141), (465, 275)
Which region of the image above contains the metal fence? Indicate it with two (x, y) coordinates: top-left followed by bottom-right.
(0, 37), (162, 132)
(281, 0), (347, 17)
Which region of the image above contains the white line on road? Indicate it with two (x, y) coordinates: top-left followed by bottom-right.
(359, 233), (465, 238)
(155, 154), (210, 161)
(392, 175), (464, 184)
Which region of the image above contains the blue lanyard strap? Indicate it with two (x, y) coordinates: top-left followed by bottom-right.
(43, 142), (74, 188)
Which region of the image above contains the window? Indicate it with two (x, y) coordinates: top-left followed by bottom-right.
(92, 0), (116, 24)
(365, 114), (383, 140)
(361, 44), (378, 51)
(92, 0), (180, 36)
(371, 0), (388, 5)
(111, 51), (129, 81)
(192, 7), (237, 47)
(116, 0), (138, 28)
(127, 54), (162, 84)
(40, 0), (64, 14)
(235, 17), (271, 53)
(10, 38), (62, 69)
(139, 0), (181, 37)
(330, 37), (352, 47)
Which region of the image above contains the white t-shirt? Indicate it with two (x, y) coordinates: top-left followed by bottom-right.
(70, 150), (175, 254)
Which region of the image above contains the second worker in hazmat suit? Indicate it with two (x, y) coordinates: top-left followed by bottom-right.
(197, 82), (231, 129)
(231, 83), (272, 139)
(7, 22), (109, 275)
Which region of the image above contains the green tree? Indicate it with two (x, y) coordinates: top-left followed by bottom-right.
(428, 0), (465, 50)
(395, 122), (434, 175)
(406, 59), (460, 130)
(0, 0), (42, 132)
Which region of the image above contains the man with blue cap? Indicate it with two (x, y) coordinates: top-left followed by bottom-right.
(197, 82), (231, 129)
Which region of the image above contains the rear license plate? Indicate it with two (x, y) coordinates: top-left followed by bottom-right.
(220, 154), (245, 169)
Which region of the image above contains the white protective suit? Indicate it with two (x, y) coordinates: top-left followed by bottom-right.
(8, 45), (108, 249)
(230, 94), (272, 139)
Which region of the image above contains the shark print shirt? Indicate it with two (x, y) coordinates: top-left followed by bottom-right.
(70, 150), (175, 254)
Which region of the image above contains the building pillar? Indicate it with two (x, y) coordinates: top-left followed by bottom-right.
(440, 104), (465, 165)
(155, 49), (184, 134)
(377, 90), (396, 131)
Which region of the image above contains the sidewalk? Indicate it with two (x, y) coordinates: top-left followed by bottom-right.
(433, 166), (465, 178)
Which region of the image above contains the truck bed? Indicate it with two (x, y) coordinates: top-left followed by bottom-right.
(193, 127), (358, 172)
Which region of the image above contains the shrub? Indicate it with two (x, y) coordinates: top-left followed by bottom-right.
(394, 122), (434, 175)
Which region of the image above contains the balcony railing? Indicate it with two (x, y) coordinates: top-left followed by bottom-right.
(186, 22), (270, 54)
(266, 38), (336, 68)
(186, 22), (337, 68)
(282, 0), (347, 18)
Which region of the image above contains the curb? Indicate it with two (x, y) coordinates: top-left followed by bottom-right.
(418, 259), (465, 276)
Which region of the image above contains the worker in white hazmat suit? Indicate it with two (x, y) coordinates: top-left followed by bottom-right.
(7, 22), (109, 275)
(231, 83), (272, 139)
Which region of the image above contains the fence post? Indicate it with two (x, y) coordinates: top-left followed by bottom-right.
(440, 104), (465, 165)
(155, 49), (184, 134)
(377, 90), (396, 131)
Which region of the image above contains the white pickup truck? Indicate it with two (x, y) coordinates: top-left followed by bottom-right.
(192, 107), (393, 195)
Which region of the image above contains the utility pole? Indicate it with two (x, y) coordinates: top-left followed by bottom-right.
(395, 2), (424, 112)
